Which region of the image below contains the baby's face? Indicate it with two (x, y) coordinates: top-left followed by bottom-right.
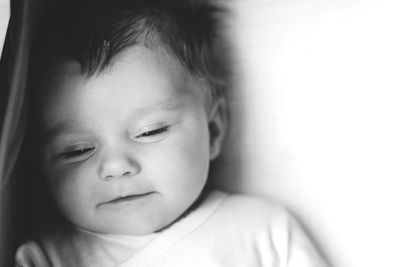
(39, 45), (220, 235)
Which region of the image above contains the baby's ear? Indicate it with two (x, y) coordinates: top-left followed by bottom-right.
(208, 97), (228, 160)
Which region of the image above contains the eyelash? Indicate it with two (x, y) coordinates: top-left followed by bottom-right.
(136, 126), (170, 138)
(62, 147), (95, 159)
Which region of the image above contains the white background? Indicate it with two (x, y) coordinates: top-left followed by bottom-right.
(216, 0), (400, 266)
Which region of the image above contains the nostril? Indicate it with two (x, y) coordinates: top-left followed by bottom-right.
(122, 171), (132, 176)
(104, 171), (134, 180)
(104, 174), (114, 181)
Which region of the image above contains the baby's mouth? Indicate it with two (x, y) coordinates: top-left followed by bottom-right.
(101, 192), (155, 206)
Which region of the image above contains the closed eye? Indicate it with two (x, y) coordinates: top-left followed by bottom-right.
(61, 147), (95, 159)
(136, 126), (169, 138)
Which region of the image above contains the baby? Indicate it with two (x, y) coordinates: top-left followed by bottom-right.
(15, 0), (329, 266)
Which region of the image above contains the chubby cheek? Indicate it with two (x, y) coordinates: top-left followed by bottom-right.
(158, 115), (210, 199)
(44, 165), (98, 218)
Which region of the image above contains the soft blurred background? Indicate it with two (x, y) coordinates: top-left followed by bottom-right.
(2, 0), (400, 266)
(212, 0), (400, 266)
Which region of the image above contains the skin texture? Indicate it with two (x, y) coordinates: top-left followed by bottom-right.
(38, 45), (227, 235)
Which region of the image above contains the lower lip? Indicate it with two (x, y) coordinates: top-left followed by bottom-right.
(100, 192), (155, 208)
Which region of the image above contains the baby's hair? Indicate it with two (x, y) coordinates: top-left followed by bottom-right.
(34, 0), (227, 97)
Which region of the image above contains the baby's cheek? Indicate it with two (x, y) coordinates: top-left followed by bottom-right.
(45, 166), (88, 204)
(176, 139), (209, 187)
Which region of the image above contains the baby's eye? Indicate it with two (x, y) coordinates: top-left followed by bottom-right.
(60, 145), (96, 161)
(137, 126), (169, 137)
(135, 126), (170, 142)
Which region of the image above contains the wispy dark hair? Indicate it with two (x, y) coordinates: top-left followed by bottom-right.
(34, 0), (227, 96)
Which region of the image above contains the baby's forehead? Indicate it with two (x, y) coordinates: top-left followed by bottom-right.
(36, 45), (209, 112)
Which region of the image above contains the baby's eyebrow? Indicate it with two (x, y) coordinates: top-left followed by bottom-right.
(132, 101), (184, 115)
(43, 123), (93, 143)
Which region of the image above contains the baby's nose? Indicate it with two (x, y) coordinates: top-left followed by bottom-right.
(98, 150), (141, 181)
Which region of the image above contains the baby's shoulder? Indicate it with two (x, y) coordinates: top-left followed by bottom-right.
(208, 192), (329, 266)
(221, 191), (282, 209)
(216, 191), (291, 227)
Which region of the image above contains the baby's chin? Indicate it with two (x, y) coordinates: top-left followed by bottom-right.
(73, 213), (178, 236)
